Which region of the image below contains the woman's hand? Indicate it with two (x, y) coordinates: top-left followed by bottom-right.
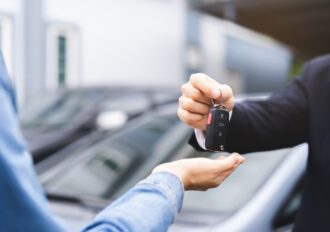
(152, 153), (245, 191)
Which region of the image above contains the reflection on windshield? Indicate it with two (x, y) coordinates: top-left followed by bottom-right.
(42, 114), (181, 199)
(181, 148), (290, 215)
(20, 90), (106, 128)
(100, 94), (150, 117)
(45, 147), (133, 197)
(20, 89), (176, 129)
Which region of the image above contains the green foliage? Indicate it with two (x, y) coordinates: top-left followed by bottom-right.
(288, 59), (304, 80)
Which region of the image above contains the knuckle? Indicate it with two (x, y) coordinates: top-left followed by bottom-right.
(190, 89), (200, 100)
(184, 98), (194, 111)
(179, 109), (192, 124)
(177, 108), (184, 120)
(189, 73), (203, 84)
(189, 74), (197, 84)
(180, 83), (187, 94)
(185, 116), (196, 126)
(178, 96), (184, 105)
(176, 108), (184, 120)
(177, 108), (181, 118)
(176, 110), (183, 120)
(185, 117), (194, 125)
(222, 84), (233, 95)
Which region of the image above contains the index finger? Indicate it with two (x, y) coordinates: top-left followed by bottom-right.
(215, 153), (244, 172)
(189, 73), (219, 99)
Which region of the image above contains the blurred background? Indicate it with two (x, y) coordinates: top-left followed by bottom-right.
(0, 0), (329, 231)
(3, 0), (329, 106)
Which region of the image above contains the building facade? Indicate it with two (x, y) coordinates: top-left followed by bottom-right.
(0, 0), (292, 107)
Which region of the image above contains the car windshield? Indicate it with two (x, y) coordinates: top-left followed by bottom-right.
(41, 112), (185, 199)
(99, 91), (177, 117)
(100, 94), (151, 117)
(20, 89), (107, 128)
(21, 89), (175, 129)
(180, 148), (289, 216)
(40, 108), (289, 218)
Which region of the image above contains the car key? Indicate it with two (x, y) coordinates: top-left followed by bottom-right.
(205, 93), (229, 152)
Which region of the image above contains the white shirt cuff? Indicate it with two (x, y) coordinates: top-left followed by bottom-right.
(194, 129), (207, 150)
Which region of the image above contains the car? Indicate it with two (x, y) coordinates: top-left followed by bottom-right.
(20, 86), (178, 163)
(36, 103), (307, 232)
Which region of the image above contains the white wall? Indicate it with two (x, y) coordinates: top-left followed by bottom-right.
(44, 0), (186, 88)
(0, 0), (25, 103)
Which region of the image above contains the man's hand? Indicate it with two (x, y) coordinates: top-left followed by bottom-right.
(178, 73), (235, 131)
(152, 154), (245, 191)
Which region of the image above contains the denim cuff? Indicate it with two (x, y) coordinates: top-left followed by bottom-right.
(137, 172), (184, 216)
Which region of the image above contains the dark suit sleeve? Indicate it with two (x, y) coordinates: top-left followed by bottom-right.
(189, 69), (310, 153)
(226, 75), (309, 153)
(188, 131), (206, 151)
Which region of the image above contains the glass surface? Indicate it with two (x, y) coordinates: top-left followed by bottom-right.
(58, 35), (67, 87)
(42, 113), (182, 199)
(20, 90), (106, 128)
(100, 93), (150, 117)
(182, 148), (290, 214)
(45, 146), (134, 197)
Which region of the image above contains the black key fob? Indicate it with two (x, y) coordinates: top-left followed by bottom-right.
(205, 105), (229, 152)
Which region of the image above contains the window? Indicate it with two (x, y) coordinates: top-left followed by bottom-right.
(46, 24), (80, 90)
(57, 35), (67, 87)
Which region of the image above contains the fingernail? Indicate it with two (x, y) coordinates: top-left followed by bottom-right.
(211, 89), (220, 99)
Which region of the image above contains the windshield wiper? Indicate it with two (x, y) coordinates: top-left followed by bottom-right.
(46, 192), (110, 210)
(46, 192), (82, 203)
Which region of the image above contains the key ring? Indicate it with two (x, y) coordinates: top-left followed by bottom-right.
(211, 88), (224, 107)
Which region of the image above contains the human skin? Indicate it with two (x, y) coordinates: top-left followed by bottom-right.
(177, 73), (235, 131)
(153, 153), (245, 191)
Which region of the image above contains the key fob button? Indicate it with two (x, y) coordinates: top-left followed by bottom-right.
(205, 106), (229, 152)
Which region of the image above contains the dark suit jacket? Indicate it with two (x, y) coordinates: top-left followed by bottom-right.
(189, 55), (330, 232)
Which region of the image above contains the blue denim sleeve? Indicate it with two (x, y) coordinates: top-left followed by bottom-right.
(82, 172), (184, 232)
(0, 52), (66, 232)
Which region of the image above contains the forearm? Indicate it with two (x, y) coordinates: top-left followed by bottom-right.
(226, 91), (308, 153)
(190, 77), (309, 154)
(82, 172), (184, 232)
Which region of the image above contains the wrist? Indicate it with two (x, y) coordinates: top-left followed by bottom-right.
(152, 165), (189, 190)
